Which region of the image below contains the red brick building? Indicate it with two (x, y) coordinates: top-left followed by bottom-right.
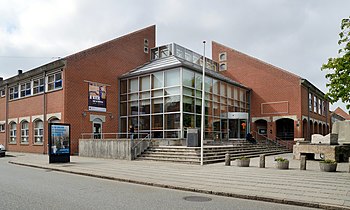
(0, 25), (155, 154)
(0, 25), (331, 154)
(212, 41), (331, 142)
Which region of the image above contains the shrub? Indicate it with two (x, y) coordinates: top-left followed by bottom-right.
(320, 159), (337, 164)
(275, 157), (288, 162)
(238, 156), (249, 160)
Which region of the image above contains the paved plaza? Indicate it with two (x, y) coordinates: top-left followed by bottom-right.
(6, 152), (350, 210)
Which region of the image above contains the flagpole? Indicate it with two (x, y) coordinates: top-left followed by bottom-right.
(200, 41), (206, 166)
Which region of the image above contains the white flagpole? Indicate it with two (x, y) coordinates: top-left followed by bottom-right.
(201, 41), (206, 166)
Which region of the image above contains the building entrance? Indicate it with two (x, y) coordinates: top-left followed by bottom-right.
(228, 119), (247, 139)
(93, 121), (102, 139)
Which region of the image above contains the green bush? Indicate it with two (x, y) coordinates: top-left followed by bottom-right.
(320, 159), (337, 164)
(275, 157), (288, 162)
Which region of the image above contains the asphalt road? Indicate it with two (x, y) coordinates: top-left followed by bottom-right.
(0, 156), (316, 210)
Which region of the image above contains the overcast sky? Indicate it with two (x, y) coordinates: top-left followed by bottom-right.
(0, 0), (349, 112)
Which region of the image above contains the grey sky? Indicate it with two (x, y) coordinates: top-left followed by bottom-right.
(0, 0), (349, 112)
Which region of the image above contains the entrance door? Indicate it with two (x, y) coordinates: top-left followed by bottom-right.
(229, 119), (238, 138)
(93, 120), (102, 139)
(229, 119), (247, 139)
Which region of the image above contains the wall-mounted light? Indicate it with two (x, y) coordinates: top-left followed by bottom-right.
(82, 112), (87, 117)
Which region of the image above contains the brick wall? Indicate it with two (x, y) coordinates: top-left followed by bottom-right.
(64, 25), (156, 154)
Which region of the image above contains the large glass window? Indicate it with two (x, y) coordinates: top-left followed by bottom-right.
(182, 69), (195, 87)
(165, 69), (180, 87)
(165, 114), (180, 129)
(34, 120), (43, 143)
(165, 96), (180, 112)
(21, 121), (29, 143)
(119, 67), (249, 141)
(140, 76), (150, 91)
(152, 72), (163, 89)
(129, 78), (138, 93)
(152, 98), (163, 113)
(9, 122), (17, 143)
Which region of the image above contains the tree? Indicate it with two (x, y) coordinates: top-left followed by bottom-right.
(322, 16), (350, 112)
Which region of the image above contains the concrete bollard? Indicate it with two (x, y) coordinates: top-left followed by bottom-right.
(300, 155), (306, 170)
(225, 153), (231, 166)
(259, 154), (265, 168)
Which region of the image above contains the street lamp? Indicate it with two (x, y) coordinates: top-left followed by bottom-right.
(200, 41), (206, 166)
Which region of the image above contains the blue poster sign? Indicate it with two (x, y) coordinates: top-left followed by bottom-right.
(49, 123), (70, 163)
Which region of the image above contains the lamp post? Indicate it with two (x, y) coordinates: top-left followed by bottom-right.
(200, 41), (206, 166)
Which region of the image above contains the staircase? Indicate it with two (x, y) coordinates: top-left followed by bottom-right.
(137, 140), (290, 164)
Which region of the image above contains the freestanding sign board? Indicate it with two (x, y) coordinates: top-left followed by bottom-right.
(48, 123), (70, 163)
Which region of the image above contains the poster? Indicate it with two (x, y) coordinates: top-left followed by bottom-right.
(48, 123), (70, 163)
(50, 124), (70, 155)
(88, 82), (107, 112)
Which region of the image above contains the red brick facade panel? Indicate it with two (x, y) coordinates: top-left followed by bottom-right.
(261, 101), (289, 115)
(212, 41), (302, 118)
(64, 25), (156, 153)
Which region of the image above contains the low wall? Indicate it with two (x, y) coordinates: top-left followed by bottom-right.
(293, 143), (350, 162)
(79, 139), (131, 160)
(332, 120), (350, 144)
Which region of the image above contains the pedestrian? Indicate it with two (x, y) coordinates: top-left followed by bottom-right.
(129, 125), (134, 140)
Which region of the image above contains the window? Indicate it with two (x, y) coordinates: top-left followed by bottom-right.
(9, 122), (16, 143)
(219, 52), (227, 61)
(34, 120), (43, 143)
(308, 93), (312, 111)
(20, 82), (31, 97)
(0, 89), (5, 97)
(313, 96), (317, 113)
(219, 63), (227, 71)
(47, 72), (62, 91)
(9, 86), (19, 100)
(165, 69), (180, 87)
(318, 99), (322, 114)
(33, 78), (45, 94)
(21, 121), (29, 143)
(0, 124), (5, 132)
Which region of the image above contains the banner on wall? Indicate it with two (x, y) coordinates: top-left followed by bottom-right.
(88, 82), (107, 112)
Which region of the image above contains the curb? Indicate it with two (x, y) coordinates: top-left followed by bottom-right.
(9, 161), (350, 210)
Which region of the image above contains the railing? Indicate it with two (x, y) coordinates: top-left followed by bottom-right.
(80, 132), (150, 140)
(252, 131), (294, 151)
(131, 133), (152, 159)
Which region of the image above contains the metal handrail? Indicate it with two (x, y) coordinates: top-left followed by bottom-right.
(80, 132), (150, 140)
(132, 133), (151, 150)
(251, 131), (294, 151)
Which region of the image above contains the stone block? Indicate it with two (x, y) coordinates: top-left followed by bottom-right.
(332, 120), (350, 144)
(311, 133), (338, 145)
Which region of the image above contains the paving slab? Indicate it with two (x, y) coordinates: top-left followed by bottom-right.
(6, 152), (350, 210)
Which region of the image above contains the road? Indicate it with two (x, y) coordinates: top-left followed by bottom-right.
(0, 156), (315, 210)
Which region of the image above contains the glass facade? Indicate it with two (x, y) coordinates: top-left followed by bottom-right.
(119, 68), (249, 140)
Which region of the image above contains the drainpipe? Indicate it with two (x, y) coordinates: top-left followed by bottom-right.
(248, 89), (251, 133)
(5, 84), (9, 150)
(307, 87), (310, 141)
(43, 71), (47, 154)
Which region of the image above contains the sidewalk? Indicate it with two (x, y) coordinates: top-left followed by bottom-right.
(7, 152), (350, 210)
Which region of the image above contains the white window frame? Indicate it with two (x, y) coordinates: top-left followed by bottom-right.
(0, 89), (5, 97)
(9, 86), (19, 100)
(0, 124), (5, 132)
(20, 81), (32, 97)
(21, 121), (29, 143)
(313, 96), (317, 113)
(47, 72), (62, 91)
(9, 122), (17, 143)
(34, 120), (43, 144)
(33, 78), (45, 95)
